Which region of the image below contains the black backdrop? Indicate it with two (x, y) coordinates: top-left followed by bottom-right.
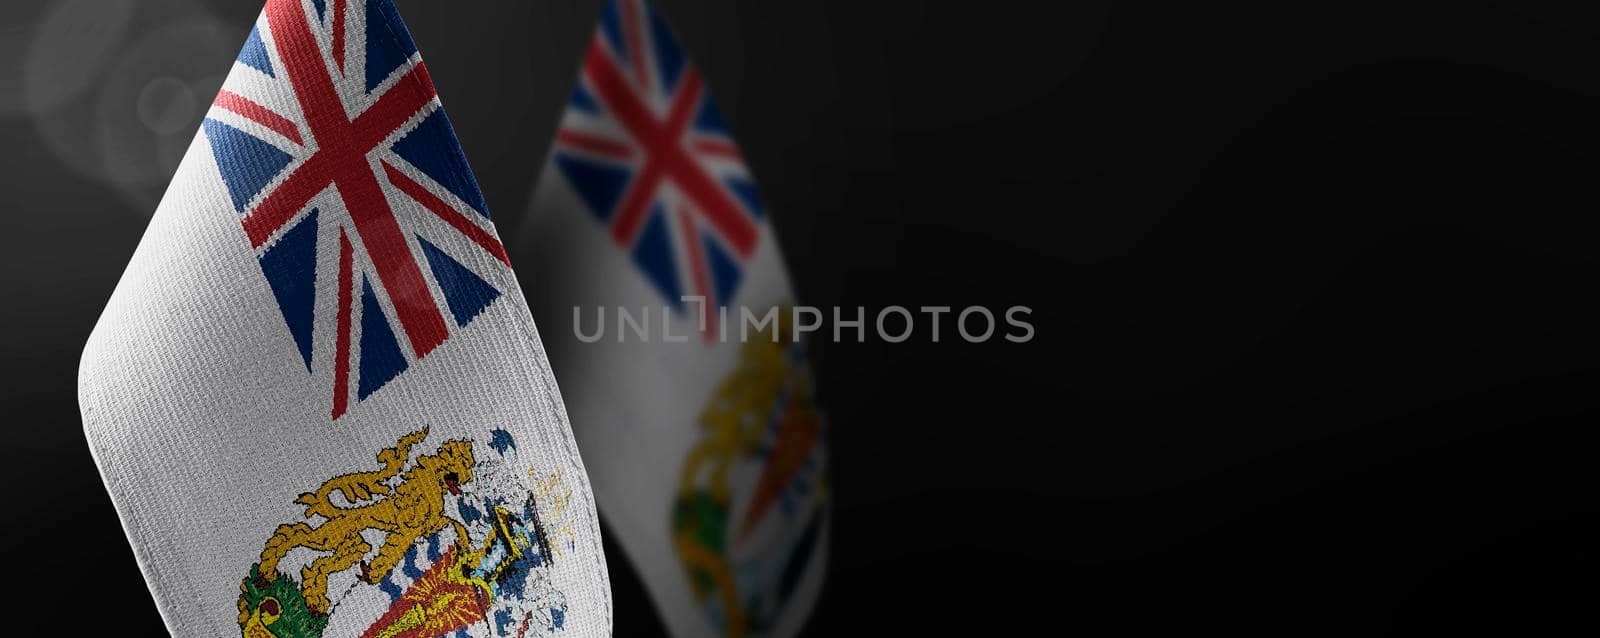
(2, 0), (1597, 634)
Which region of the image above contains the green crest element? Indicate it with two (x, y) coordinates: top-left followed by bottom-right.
(237, 564), (328, 638)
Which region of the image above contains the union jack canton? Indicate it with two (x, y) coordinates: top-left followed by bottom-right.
(552, 0), (767, 335)
(204, 0), (509, 419)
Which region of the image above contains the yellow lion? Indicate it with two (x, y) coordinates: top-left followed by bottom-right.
(257, 426), (476, 614)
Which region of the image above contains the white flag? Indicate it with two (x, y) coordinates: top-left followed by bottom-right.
(78, 1), (610, 635)
(515, 2), (828, 637)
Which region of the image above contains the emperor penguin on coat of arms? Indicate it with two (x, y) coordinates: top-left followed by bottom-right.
(673, 310), (830, 638)
(237, 426), (575, 638)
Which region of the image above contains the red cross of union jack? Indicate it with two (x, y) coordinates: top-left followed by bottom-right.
(552, 0), (768, 336)
(202, 0), (507, 419)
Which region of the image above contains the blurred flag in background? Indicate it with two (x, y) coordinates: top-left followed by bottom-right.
(78, 1), (610, 635)
(516, 1), (829, 636)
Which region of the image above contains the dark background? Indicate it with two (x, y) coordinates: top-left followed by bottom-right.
(3, 0), (1598, 634)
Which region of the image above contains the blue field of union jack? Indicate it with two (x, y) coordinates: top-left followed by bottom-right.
(202, 0), (508, 419)
(553, 0), (767, 331)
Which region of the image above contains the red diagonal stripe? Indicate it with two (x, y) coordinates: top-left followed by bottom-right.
(383, 161), (510, 266)
(332, 229), (354, 420)
(582, 41), (668, 156)
(557, 129), (636, 161)
(608, 162), (664, 247)
(244, 155), (332, 247)
(691, 138), (741, 161)
(214, 89), (303, 145)
(332, 0), (347, 73)
(352, 64), (437, 150)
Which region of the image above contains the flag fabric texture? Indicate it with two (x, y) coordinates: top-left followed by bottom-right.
(78, 1), (610, 636)
(516, 2), (828, 637)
